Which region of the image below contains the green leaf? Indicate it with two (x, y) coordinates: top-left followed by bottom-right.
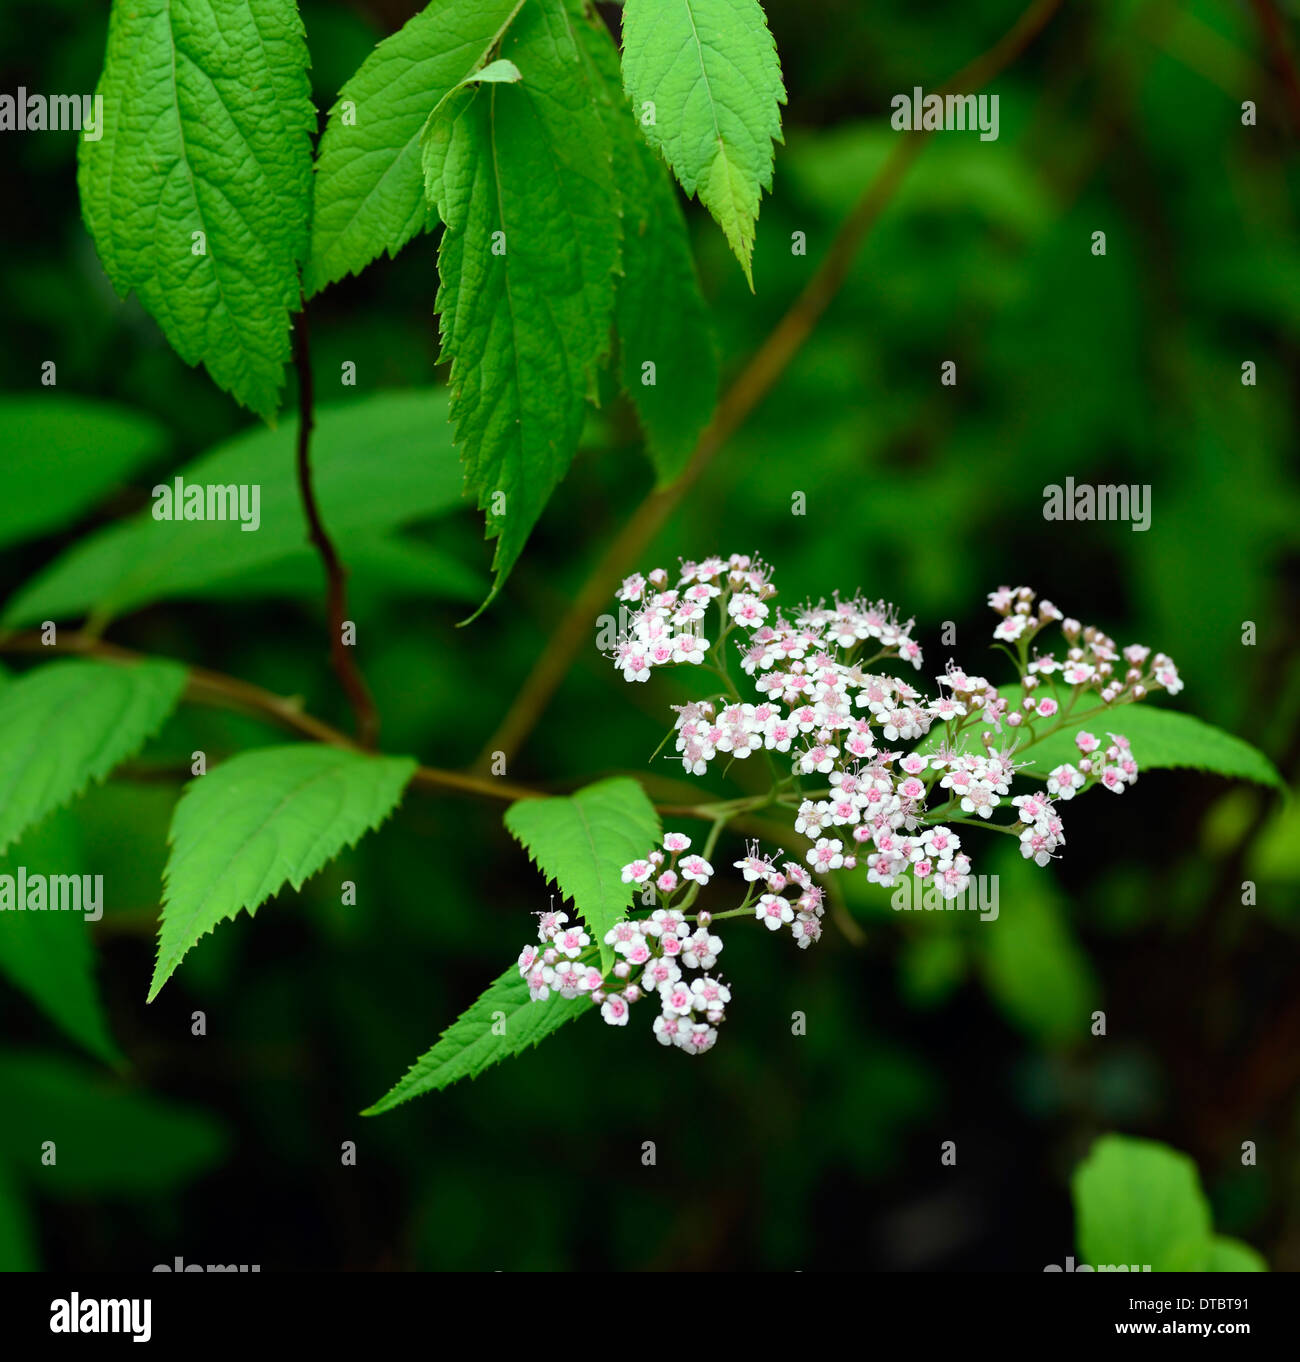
(0, 810), (121, 1066)
(423, 0), (622, 618)
(0, 1051), (226, 1195)
(504, 776), (660, 972)
(0, 660), (186, 856)
(149, 745), (416, 1000)
(620, 0), (785, 287)
(976, 851), (1098, 1045)
(0, 396), (167, 550)
(1073, 1135), (1213, 1271)
(1206, 1236), (1267, 1271)
(305, 0), (525, 295)
(450, 57), (523, 94)
(4, 392), (468, 629)
(919, 687), (1285, 794)
(177, 533), (484, 606)
(78, 0), (315, 418)
(572, 10), (718, 482)
(363, 963), (592, 1114)
(1011, 696), (1285, 793)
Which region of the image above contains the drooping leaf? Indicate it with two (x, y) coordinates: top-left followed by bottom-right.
(0, 660), (187, 856)
(1073, 1135), (1213, 1271)
(0, 1051), (226, 1195)
(149, 745), (416, 1000)
(0, 396), (167, 551)
(573, 10), (718, 482)
(0, 810), (121, 1066)
(504, 776), (660, 972)
(305, 0), (525, 295)
(363, 963), (592, 1114)
(78, 0), (315, 418)
(4, 392), (468, 629)
(620, 0), (785, 287)
(423, 0), (622, 618)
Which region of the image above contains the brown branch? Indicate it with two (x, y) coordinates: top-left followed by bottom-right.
(2, 636), (763, 815)
(477, 0), (1064, 770)
(292, 304), (379, 749)
(0, 630), (541, 804)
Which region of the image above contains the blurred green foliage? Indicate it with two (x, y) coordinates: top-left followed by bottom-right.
(0, 0), (1297, 1270)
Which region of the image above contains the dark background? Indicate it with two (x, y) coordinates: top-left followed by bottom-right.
(1, 0), (1298, 1270)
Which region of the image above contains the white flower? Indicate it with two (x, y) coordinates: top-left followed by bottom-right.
(678, 1022), (718, 1054)
(681, 929), (723, 970)
(728, 593), (769, 627)
(553, 926), (590, 959)
(806, 837), (844, 873)
(679, 855), (713, 885)
(755, 894), (794, 931)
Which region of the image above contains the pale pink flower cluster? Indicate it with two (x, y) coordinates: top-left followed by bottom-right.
(612, 565), (1180, 897)
(516, 834), (730, 1055)
(736, 843), (826, 948)
(510, 566), (1182, 1060)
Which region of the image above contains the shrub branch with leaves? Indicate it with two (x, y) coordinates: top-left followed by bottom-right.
(0, 0), (1282, 1228)
(367, 557), (1283, 1109)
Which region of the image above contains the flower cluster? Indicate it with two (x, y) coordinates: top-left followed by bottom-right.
(517, 834), (731, 1055)
(735, 843), (825, 948)
(511, 558), (1182, 1059)
(608, 564), (1178, 897)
